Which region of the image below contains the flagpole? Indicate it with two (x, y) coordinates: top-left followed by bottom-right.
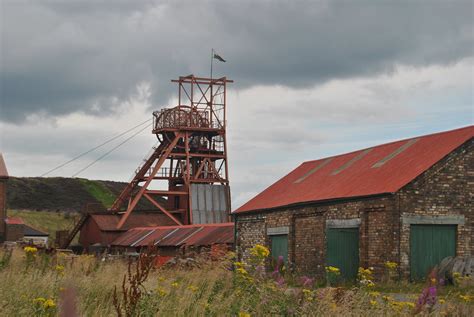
(210, 48), (214, 79)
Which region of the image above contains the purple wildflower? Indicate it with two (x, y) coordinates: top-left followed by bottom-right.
(300, 276), (315, 288)
(275, 276), (286, 287)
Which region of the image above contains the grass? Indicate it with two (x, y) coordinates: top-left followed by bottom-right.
(78, 178), (116, 208)
(0, 246), (473, 316)
(8, 210), (80, 244)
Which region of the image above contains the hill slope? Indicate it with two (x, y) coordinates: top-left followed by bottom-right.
(6, 177), (158, 212)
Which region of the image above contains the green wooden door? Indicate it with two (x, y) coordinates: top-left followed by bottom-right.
(410, 225), (456, 280)
(326, 228), (359, 280)
(270, 234), (288, 264)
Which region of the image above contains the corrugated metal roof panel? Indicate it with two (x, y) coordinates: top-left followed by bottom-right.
(112, 228), (154, 246)
(184, 226), (234, 245)
(111, 223), (234, 247)
(157, 227), (201, 246)
(137, 228), (176, 247)
(0, 154), (8, 179)
(24, 224), (49, 236)
(235, 126), (474, 213)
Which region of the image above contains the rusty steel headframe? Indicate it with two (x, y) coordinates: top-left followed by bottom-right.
(110, 75), (233, 229)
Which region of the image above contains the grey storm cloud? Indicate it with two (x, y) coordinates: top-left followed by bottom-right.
(1, 0), (472, 122)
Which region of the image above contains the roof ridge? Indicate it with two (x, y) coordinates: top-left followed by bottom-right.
(302, 125), (474, 164)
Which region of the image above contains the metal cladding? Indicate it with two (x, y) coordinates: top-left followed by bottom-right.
(235, 125), (474, 213)
(0, 154), (8, 179)
(111, 223), (234, 248)
(191, 184), (229, 224)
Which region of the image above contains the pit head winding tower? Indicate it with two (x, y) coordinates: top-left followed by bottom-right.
(110, 75), (233, 228)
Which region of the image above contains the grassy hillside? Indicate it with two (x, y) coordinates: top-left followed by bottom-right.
(77, 179), (117, 208)
(6, 177), (158, 212)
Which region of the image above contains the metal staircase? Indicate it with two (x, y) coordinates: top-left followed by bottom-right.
(60, 212), (89, 249)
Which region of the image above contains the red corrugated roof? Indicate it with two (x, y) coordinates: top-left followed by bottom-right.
(5, 217), (24, 225)
(0, 154), (8, 179)
(111, 223), (234, 247)
(111, 228), (155, 246)
(235, 126), (474, 213)
(90, 212), (176, 231)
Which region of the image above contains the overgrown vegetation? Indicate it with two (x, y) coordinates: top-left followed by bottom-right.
(0, 246), (473, 316)
(9, 210), (80, 244)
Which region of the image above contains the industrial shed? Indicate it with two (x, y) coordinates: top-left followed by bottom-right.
(234, 126), (473, 281)
(111, 223), (234, 256)
(78, 212), (176, 250)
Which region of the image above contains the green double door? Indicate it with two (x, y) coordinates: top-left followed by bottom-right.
(326, 228), (359, 280)
(410, 225), (456, 280)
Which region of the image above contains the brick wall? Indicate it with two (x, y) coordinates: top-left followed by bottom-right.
(236, 195), (397, 278)
(397, 138), (473, 278)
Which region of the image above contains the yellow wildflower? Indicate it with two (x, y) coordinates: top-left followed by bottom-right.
(384, 261), (398, 269)
(43, 298), (56, 309)
(302, 288), (314, 301)
(33, 297), (46, 303)
(382, 295), (393, 302)
(459, 294), (472, 302)
(250, 244), (270, 258)
(24, 246), (38, 253)
(236, 267), (248, 275)
(238, 312), (251, 317)
(439, 299), (446, 304)
(369, 291), (380, 297)
(325, 266), (341, 274)
(187, 285), (199, 292)
(156, 288), (167, 297)
(370, 300), (377, 307)
(171, 282), (179, 287)
(55, 264), (65, 275)
(401, 301), (415, 309)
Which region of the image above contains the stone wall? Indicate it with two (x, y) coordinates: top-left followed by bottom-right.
(398, 138), (473, 278)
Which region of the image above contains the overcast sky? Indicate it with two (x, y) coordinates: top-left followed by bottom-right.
(1, 0), (473, 209)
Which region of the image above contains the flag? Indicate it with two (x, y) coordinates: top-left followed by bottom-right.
(213, 53), (226, 62)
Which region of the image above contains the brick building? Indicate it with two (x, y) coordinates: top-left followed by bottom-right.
(233, 126), (473, 280)
(0, 154), (8, 242)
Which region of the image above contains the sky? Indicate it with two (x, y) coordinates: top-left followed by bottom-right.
(0, 0), (473, 209)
